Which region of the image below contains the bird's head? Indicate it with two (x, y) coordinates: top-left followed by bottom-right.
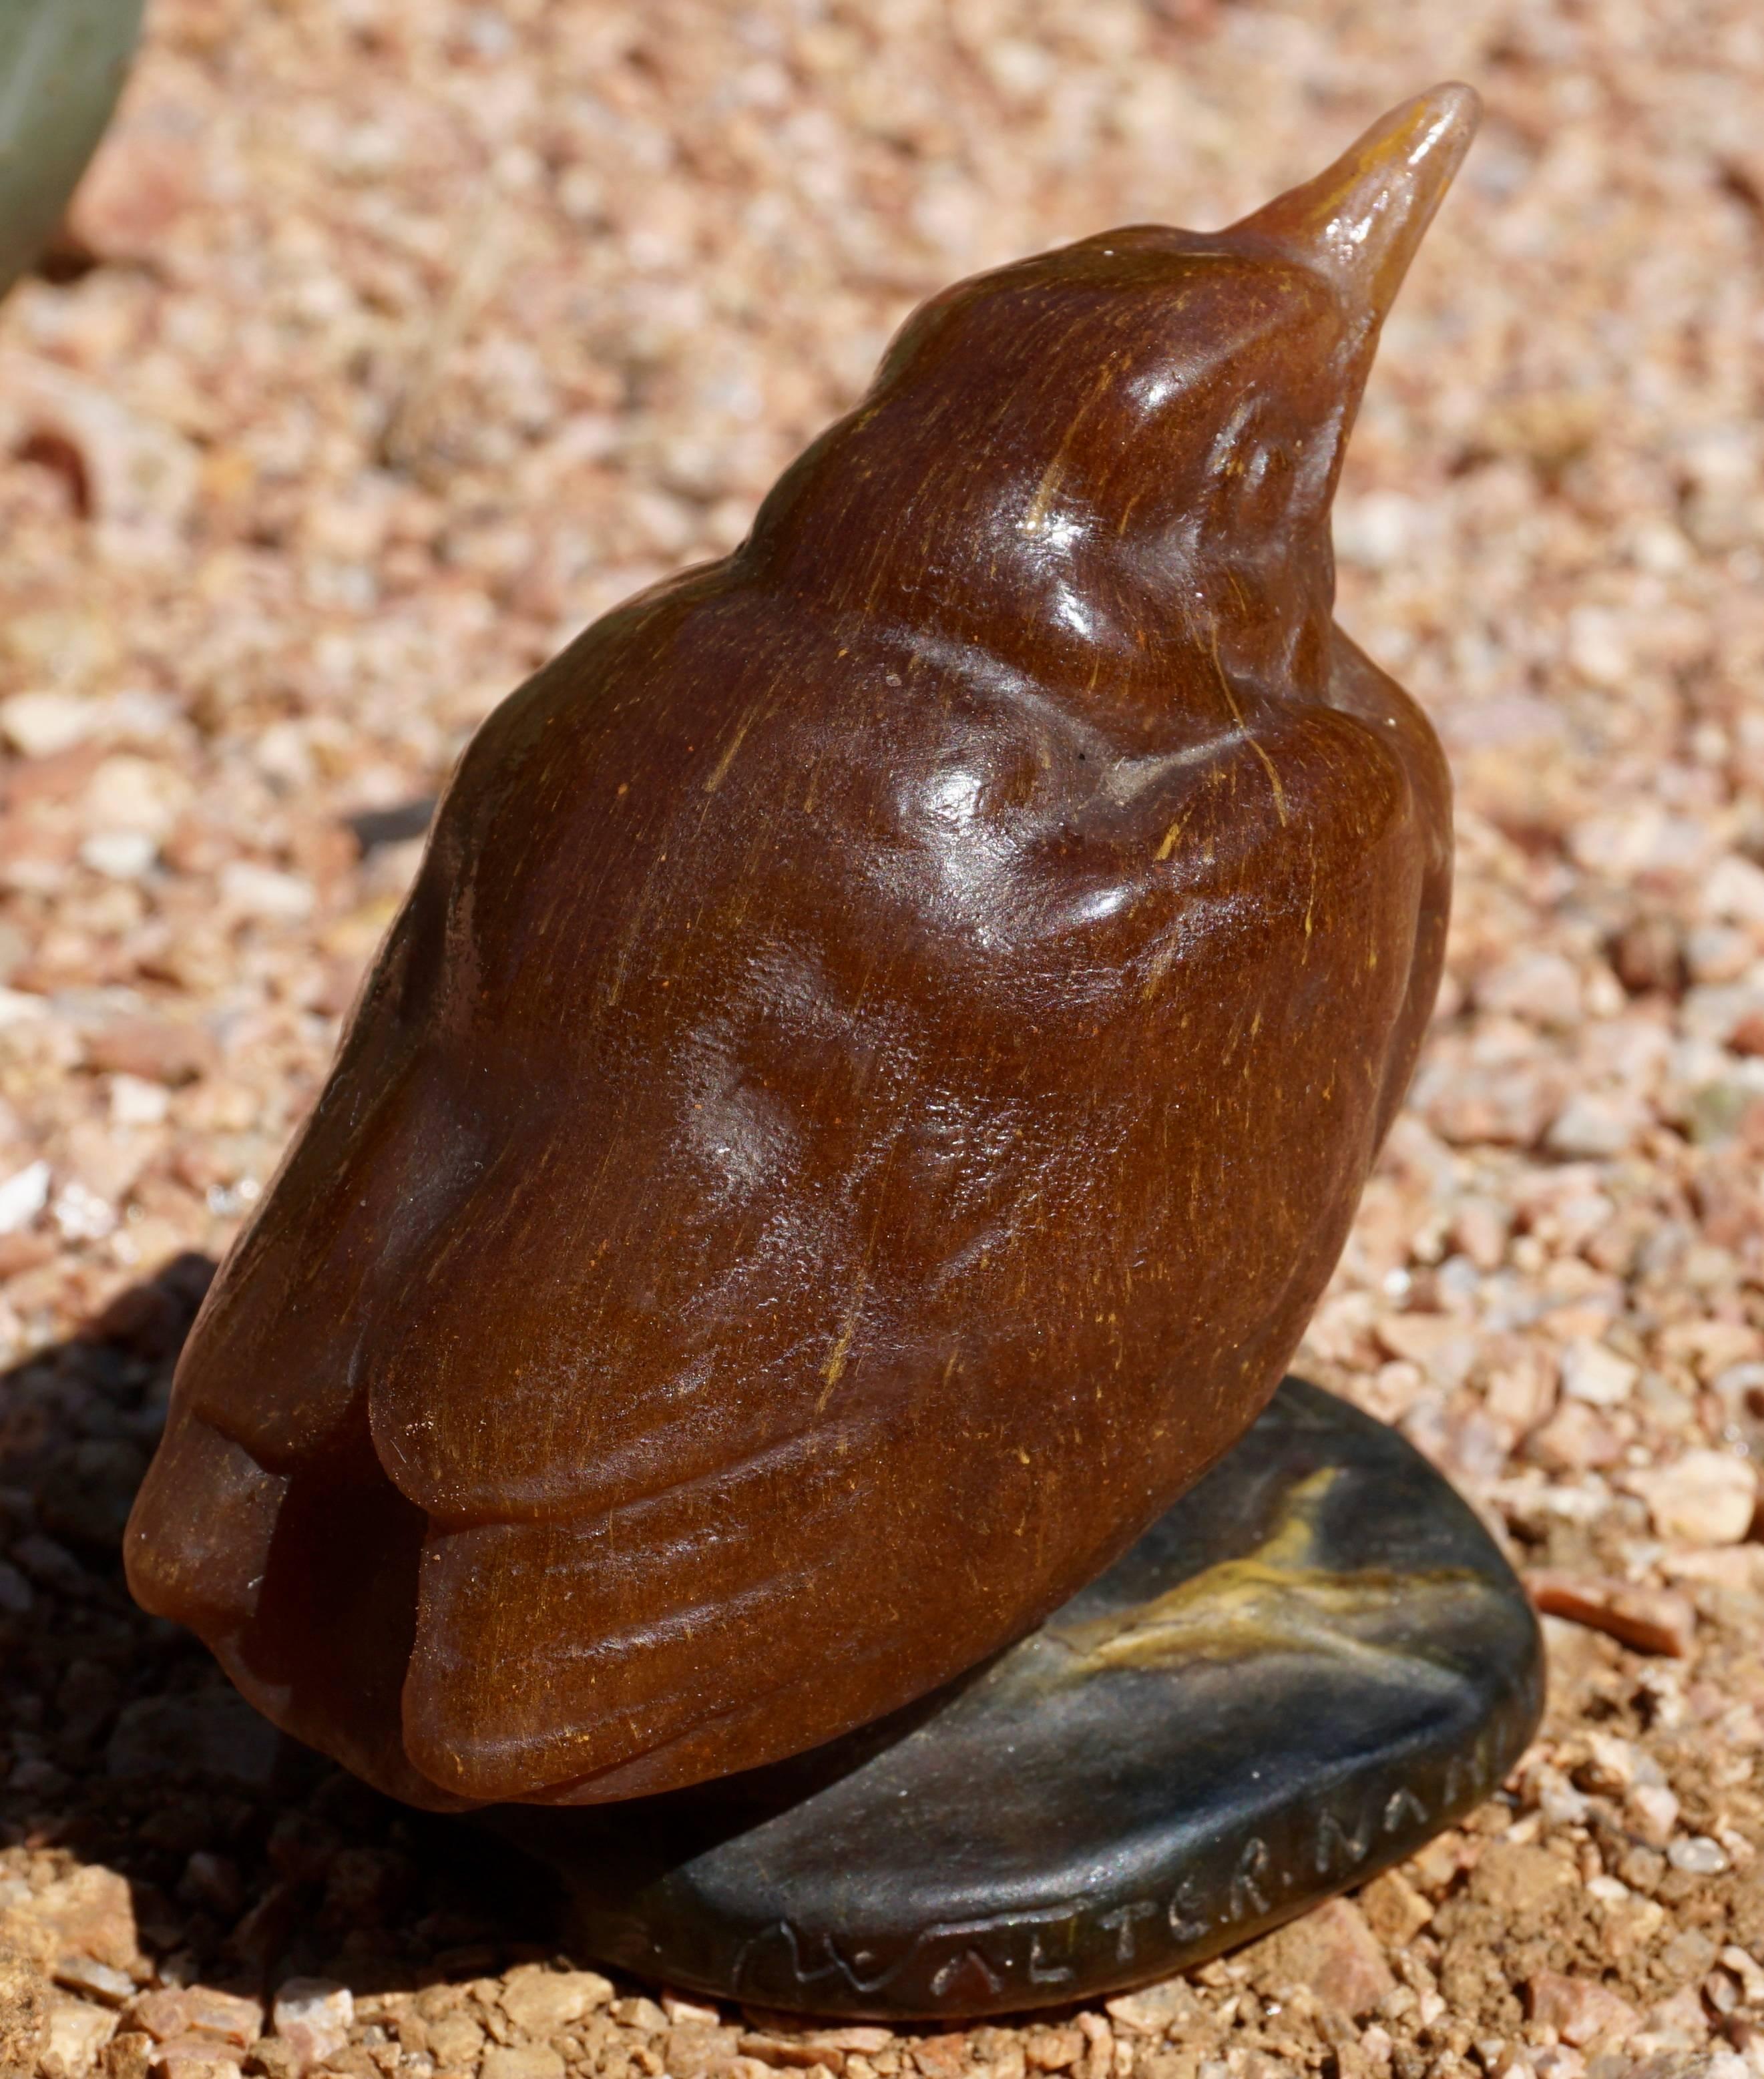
(746, 85), (1479, 724)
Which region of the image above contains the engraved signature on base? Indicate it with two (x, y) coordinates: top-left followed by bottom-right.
(719, 1463), (1538, 2010)
(722, 1694), (1531, 2009)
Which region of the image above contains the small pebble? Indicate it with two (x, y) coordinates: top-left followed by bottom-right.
(1667, 1835), (1731, 1875)
(270, 1979), (353, 2068)
(52, 1955), (136, 2007)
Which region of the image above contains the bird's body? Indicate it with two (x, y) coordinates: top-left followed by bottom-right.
(126, 86), (1476, 1811)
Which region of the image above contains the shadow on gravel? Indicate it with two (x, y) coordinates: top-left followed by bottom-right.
(0, 1254), (560, 2000)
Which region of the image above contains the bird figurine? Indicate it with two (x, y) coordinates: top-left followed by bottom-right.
(126, 84), (1476, 1813)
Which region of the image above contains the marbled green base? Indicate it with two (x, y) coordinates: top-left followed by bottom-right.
(0, 0), (144, 299)
(489, 1381), (1543, 2020)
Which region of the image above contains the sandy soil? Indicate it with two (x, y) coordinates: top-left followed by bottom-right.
(2, 0), (1764, 2074)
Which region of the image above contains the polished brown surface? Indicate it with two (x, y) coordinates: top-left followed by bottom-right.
(125, 85), (1476, 1811)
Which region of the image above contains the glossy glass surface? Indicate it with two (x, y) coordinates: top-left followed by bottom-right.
(126, 87), (1479, 1811)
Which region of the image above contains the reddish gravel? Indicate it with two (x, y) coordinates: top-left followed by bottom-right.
(3, 1), (1764, 2076)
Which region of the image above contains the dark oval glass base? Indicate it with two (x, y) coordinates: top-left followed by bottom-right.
(487, 1380), (1544, 2020)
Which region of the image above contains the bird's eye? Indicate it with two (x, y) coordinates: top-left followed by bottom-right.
(1243, 443), (1293, 490)
(1205, 393), (1257, 479)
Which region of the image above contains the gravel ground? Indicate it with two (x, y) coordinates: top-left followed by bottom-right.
(3, 0), (1764, 2074)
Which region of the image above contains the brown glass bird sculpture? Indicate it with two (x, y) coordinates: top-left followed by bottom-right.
(126, 85), (1477, 1811)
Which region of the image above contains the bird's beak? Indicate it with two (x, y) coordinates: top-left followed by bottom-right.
(1231, 83), (1482, 329)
